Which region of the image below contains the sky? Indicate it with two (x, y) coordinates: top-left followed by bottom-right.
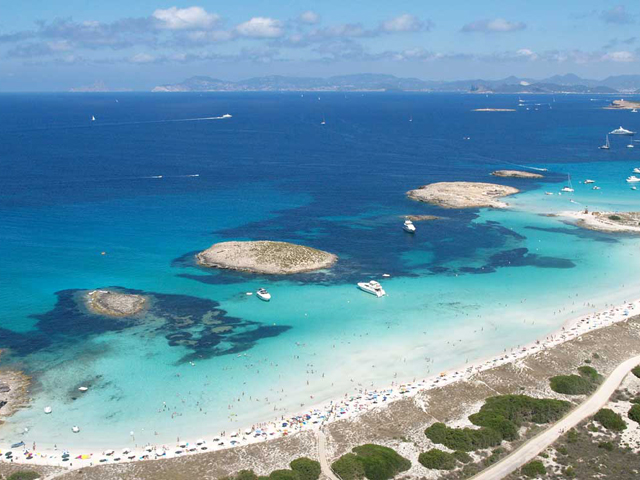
(1, 1), (639, 91)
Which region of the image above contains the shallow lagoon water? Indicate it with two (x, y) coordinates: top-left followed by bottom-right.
(1, 93), (640, 449)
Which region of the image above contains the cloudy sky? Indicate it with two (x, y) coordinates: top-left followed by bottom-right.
(1, 1), (639, 91)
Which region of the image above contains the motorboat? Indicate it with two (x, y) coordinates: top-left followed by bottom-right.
(402, 220), (416, 233)
(545, 192), (553, 195)
(610, 126), (635, 135)
(357, 280), (386, 298)
(321, 116), (326, 125)
(633, 109), (638, 113)
(78, 386), (88, 392)
(72, 426), (80, 433)
(633, 186), (638, 190)
(584, 179), (595, 184)
(599, 135), (610, 150)
(626, 176), (640, 183)
(256, 288), (271, 302)
(629, 143), (635, 148)
(221, 114), (232, 118)
(592, 186), (601, 190)
(44, 406), (52, 414)
(633, 168), (640, 173)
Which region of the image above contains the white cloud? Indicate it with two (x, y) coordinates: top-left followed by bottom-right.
(129, 52), (155, 63)
(603, 50), (636, 62)
(380, 14), (428, 33)
(298, 11), (320, 25)
(236, 17), (284, 38)
(461, 18), (526, 33)
(152, 6), (220, 30)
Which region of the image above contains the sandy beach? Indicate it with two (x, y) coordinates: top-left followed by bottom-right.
(3, 289), (640, 473)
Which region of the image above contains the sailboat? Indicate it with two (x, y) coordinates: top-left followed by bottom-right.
(91, 115), (96, 122)
(320, 116), (326, 125)
(599, 135), (610, 150)
(561, 174), (574, 192)
(409, 115), (413, 122)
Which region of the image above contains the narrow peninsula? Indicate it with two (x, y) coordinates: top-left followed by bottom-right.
(196, 241), (337, 275)
(562, 210), (640, 234)
(407, 182), (519, 209)
(85, 289), (148, 317)
(491, 170), (544, 179)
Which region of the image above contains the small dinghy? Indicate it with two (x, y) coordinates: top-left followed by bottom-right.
(44, 406), (52, 414)
(78, 386), (89, 392)
(72, 426), (80, 433)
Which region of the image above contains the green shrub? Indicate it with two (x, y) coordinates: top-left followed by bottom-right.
(453, 450), (472, 464)
(566, 429), (579, 443)
(332, 453), (365, 480)
(577, 366), (601, 383)
(424, 422), (501, 452)
(482, 448), (504, 466)
(549, 374), (594, 395)
(236, 471), (259, 480)
(269, 471), (299, 480)
(521, 460), (546, 478)
(418, 449), (456, 470)
(556, 446), (568, 455)
(594, 408), (627, 431)
(598, 441), (614, 451)
(609, 215), (621, 221)
(7, 473), (40, 480)
(629, 404), (640, 423)
(331, 445), (410, 480)
(289, 458), (320, 480)
(564, 466), (576, 478)
(632, 365), (640, 379)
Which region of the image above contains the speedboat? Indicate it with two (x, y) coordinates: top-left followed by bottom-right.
(78, 386), (88, 392)
(584, 179), (595, 184)
(561, 187), (574, 192)
(628, 143), (635, 148)
(44, 406), (52, 414)
(402, 220), (416, 233)
(633, 109), (638, 113)
(633, 168), (640, 173)
(626, 176), (640, 183)
(72, 426), (80, 433)
(632, 186), (638, 190)
(610, 126), (636, 135)
(592, 186), (601, 190)
(545, 192), (553, 195)
(357, 280), (386, 298)
(221, 114), (232, 118)
(256, 288), (271, 302)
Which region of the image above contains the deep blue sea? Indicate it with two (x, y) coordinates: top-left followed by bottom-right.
(1, 92), (640, 449)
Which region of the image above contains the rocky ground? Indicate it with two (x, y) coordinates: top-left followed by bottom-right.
(561, 211), (640, 234)
(0, 369), (31, 422)
(196, 241), (337, 275)
(85, 290), (147, 317)
(407, 182), (519, 209)
(604, 99), (640, 110)
(491, 170), (544, 179)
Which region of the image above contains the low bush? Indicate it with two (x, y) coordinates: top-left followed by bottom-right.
(269, 471), (299, 480)
(598, 441), (614, 451)
(331, 444), (410, 480)
(482, 448), (504, 467)
(453, 450), (472, 464)
(577, 365), (601, 383)
(7, 473), (40, 480)
(424, 422), (501, 451)
(632, 365), (640, 379)
(289, 458), (321, 480)
(521, 460), (546, 478)
(629, 404), (640, 423)
(609, 215), (621, 221)
(594, 408), (627, 432)
(418, 449), (456, 470)
(236, 471), (259, 480)
(549, 374), (594, 395)
(566, 429), (579, 443)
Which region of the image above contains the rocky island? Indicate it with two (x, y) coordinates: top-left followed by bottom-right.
(407, 182), (519, 209)
(85, 289), (148, 317)
(604, 99), (640, 110)
(562, 210), (640, 233)
(403, 215), (440, 222)
(491, 170), (544, 179)
(196, 241), (337, 275)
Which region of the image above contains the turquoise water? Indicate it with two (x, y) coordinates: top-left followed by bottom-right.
(1, 93), (640, 450)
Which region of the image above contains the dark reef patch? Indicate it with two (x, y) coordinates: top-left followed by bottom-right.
(525, 225), (618, 244)
(0, 287), (290, 365)
(457, 248), (575, 275)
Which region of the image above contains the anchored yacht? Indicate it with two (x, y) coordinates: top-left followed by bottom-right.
(357, 280), (386, 298)
(403, 220), (416, 233)
(610, 126), (636, 135)
(599, 135), (610, 150)
(626, 176), (640, 183)
(561, 174), (574, 192)
(584, 179), (595, 184)
(633, 168), (640, 173)
(256, 288), (271, 302)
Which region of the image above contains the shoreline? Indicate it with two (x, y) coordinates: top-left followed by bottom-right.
(3, 291), (640, 470)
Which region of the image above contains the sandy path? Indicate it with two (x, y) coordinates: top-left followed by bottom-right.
(317, 429), (340, 480)
(470, 354), (640, 480)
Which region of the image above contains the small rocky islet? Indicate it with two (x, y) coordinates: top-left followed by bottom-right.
(196, 240), (337, 275)
(85, 289), (148, 317)
(491, 169), (544, 179)
(407, 181), (520, 209)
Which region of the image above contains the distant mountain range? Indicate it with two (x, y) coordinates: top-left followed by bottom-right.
(152, 73), (640, 94)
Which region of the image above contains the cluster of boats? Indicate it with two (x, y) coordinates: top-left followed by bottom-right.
(599, 126), (636, 150)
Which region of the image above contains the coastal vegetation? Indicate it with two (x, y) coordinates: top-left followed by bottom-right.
(594, 408), (627, 431)
(425, 394), (570, 452)
(628, 404), (640, 423)
(549, 366), (602, 395)
(520, 460), (546, 478)
(418, 448), (457, 470)
(221, 459), (321, 480)
(631, 365), (640, 378)
(196, 240), (337, 275)
(331, 444), (410, 480)
(7, 472), (40, 480)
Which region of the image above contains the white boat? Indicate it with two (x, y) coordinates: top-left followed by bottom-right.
(633, 109), (638, 113)
(626, 176), (640, 182)
(545, 191), (553, 195)
(592, 186), (601, 190)
(357, 280), (386, 298)
(72, 426), (80, 433)
(91, 116), (96, 122)
(633, 168), (640, 173)
(320, 116), (326, 125)
(44, 406), (52, 414)
(610, 126), (635, 135)
(221, 114), (232, 118)
(402, 220), (416, 233)
(633, 186), (638, 190)
(78, 386), (88, 392)
(584, 179), (595, 184)
(561, 174), (574, 192)
(599, 135), (610, 150)
(409, 115), (413, 122)
(256, 288), (271, 302)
